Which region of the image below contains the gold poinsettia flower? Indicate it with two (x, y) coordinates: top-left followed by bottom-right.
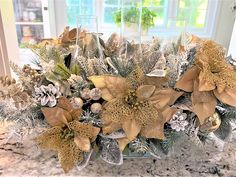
(89, 69), (182, 151)
(175, 40), (236, 125)
(35, 97), (100, 173)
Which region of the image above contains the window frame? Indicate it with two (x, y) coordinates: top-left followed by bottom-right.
(56, 0), (220, 39)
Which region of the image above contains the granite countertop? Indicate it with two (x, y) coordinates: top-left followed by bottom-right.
(0, 124), (236, 177)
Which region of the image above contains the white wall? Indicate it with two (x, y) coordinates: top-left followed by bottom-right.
(228, 20), (236, 57)
(213, 0), (235, 50)
(0, 0), (19, 65)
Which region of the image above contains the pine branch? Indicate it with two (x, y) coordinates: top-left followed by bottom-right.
(160, 129), (182, 154)
(54, 63), (71, 80)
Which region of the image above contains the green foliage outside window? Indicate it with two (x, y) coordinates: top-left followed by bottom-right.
(113, 7), (157, 31)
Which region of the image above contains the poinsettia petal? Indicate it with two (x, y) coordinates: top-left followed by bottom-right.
(57, 97), (73, 112)
(191, 81), (217, 125)
(102, 121), (122, 135)
(136, 85), (155, 100)
(162, 106), (179, 122)
(140, 116), (165, 140)
(149, 88), (183, 110)
(116, 137), (131, 151)
(89, 75), (128, 101)
(175, 66), (199, 92)
(213, 88), (236, 107)
(34, 126), (62, 150)
(41, 107), (72, 126)
(58, 140), (83, 173)
(122, 119), (141, 140)
(198, 71), (216, 91)
(74, 135), (91, 152)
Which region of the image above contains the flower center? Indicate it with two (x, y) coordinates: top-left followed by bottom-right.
(124, 90), (147, 110)
(60, 128), (74, 140)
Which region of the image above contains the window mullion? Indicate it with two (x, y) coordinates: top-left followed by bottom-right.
(167, 0), (178, 28)
(95, 0), (103, 32)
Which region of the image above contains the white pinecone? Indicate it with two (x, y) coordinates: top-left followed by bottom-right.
(34, 84), (61, 107)
(169, 111), (188, 132)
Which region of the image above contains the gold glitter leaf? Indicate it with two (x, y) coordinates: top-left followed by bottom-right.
(34, 126), (62, 150)
(58, 140), (83, 173)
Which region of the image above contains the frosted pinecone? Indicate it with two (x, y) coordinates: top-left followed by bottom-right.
(34, 84), (61, 107)
(41, 60), (55, 73)
(169, 111), (188, 132)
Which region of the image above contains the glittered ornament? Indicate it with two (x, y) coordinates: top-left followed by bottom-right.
(90, 103), (102, 114)
(89, 88), (102, 100)
(200, 112), (221, 132)
(70, 97), (84, 109)
(67, 74), (83, 87)
(80, 88), (91, 100)
(22, 64), (41, 82)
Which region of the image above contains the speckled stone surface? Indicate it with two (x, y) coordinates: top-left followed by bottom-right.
(0, 124), (235, 177)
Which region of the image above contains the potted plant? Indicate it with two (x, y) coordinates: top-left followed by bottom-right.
(113, 7), (157, 35)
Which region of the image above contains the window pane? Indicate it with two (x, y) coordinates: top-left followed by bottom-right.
(189, 9), (207, 28)
(152, 7), (165, 26)
(66, 0), (94, 26)
(177, 0), (208, 28)
(104, 7), (118, 23)
(142, 0), (151, 6)
(152, 0), (165, 7)
(104, 0), (119, 5)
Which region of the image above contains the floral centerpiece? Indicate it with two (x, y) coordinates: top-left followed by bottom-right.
(0, 27), (236, 173)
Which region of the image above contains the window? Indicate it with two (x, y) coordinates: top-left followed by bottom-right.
(64, 0), (219, 38)
(66, 0), (95, 27)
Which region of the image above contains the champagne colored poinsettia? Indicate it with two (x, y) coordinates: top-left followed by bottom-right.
(89, 69), (182, 151)
(175, 40), (236, 125)
(35, 97), (100, 173)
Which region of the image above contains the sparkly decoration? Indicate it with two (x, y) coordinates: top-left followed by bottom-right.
(80, 88), (91, 100)
(89, 88), (102, 100)
(0, 76), (30, 108)
(98, 136), (123, 165)
(90, 103), (102, 114)
(41, 60), (55, 73)
(169, 111), (188, 132)
(22, 64), (41, 82)
(67, 74), (83, 87)
(34, 84), (61, 107)
(200, 112), (221, 132)
(70, 97), (84, 109)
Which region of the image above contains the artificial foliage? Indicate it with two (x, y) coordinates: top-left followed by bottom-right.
(0, 27), (236, 173)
